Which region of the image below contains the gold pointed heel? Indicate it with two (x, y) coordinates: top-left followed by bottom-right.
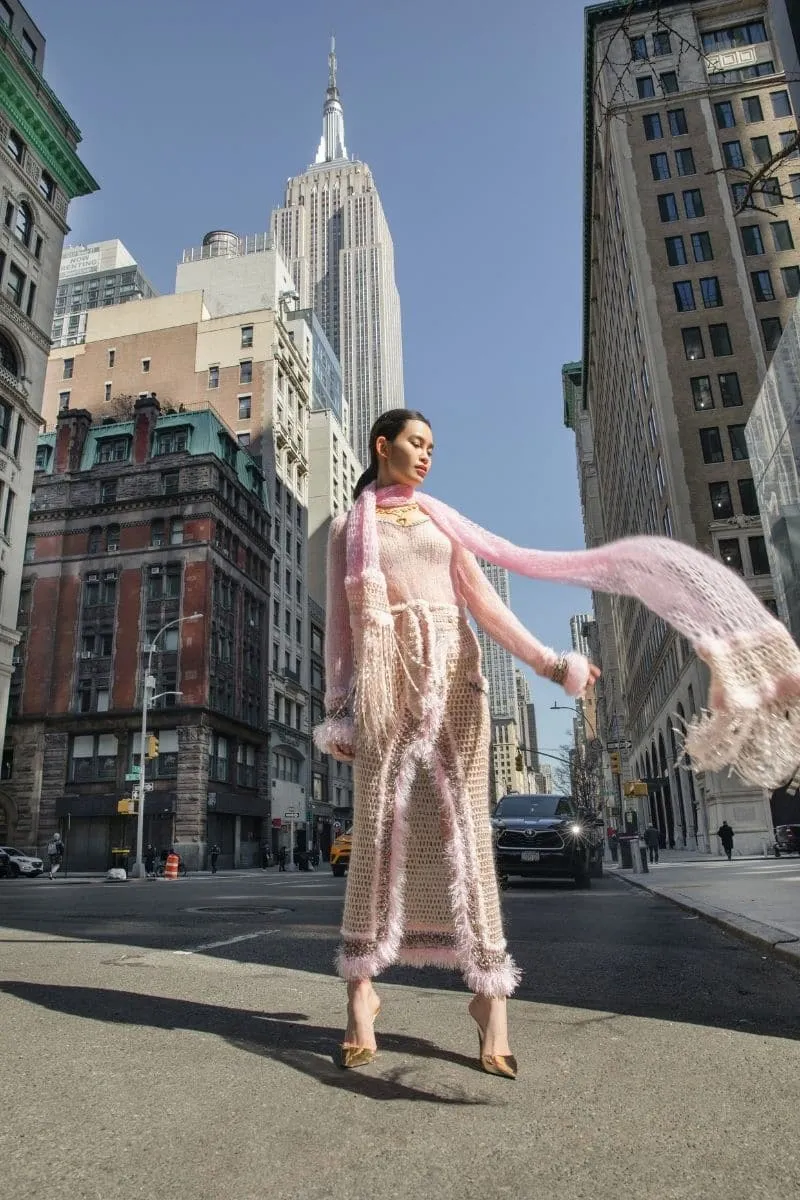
(339, 1002), (381, 1069)
(475, 1025), (518, 1080)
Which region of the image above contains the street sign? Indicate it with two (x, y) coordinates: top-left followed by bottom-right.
(124, 771), (140, 782)
(284, 809), (301, 820)
(606, 741), (632, 751)
(143, 782), (154, 792)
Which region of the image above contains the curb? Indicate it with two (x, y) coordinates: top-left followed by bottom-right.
(617, 870), (800, 969)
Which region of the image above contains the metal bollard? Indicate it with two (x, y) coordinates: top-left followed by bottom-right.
(639, 845), (649, 873)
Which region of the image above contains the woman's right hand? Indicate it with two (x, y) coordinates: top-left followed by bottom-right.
(332, 742), (355, 763)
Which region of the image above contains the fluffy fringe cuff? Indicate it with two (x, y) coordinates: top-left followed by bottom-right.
(462, 954), (522, 999)
(312, 715), (355, 757)
(563, 652), (592, 699)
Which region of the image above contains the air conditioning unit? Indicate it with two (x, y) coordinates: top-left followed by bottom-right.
(86, 573), (99, 583)
(79, 651), (94, 660)
(149, 565), (162, 575)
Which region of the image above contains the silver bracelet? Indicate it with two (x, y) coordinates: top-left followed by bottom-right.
(550, 654), (569, 685)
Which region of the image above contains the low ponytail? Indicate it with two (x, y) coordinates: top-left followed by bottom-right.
(352, 408), (432, 502)
(353, 461), (378, 501)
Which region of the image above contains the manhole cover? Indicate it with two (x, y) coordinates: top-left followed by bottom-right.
(185, 905), (292, 916)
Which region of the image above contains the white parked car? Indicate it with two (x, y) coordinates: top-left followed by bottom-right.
(0, 846), (44, 877)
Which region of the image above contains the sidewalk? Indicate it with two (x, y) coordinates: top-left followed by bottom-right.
(613, 847), (800, 966)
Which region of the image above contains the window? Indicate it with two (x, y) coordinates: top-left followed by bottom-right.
(742, 96), (763, 123)
(681, 188), (703, 218)
(238, 394), (251, 420)
(630, 36), (647, 61)
(651, 152), (670, 180)
(714, 101), (736, 129)
(240, 324), (254, 348)
(710, 481), (734, 519)
(237, 432), (251, 448)
(682, 327), (705, 360)
(14, 202), (31, 247)
(88, 526), (102, 554)
(650, 29), (671, 55)
(709, 324), (732, 356)
(673, 281), (695, 311)
(39, 170), (55, 203)
(643, 113), (663, 140)
(762, 178), (783, 207)
(722, 140), (744, 169)
(141, 358), (150, 374)
(169, 517), (183, 546)
(749, 535), (770, 576)
(70, 734), (118, 783)
(6, 263), (24, 306)
(106, 523), (120, 551)
(108, 349), (115, 368)
(62, 357), (74, 380)
(702, 20), (767, 53)
(731, 181), (752, 209)
(719, 372), (742, 407)
(655, 455), (665, 495)
(154, 429), (189, 456)
(209, 734), (229, 782)
(692, 231), (713, 261)
(20, 30), (36, 63)
(148, 563), (181, 600)
(2, 487), (13, 537)
(0, 2), (11, 28)
(100, 479), (117, 503)
(751, 135), (772, 163)
(150, 518), (165, 548)
(58, 390), (70, 410)
(665, 235), (687, 265)
(239, 360), (252, 384)
(637, 76), (655, 99)
(761, 317), (783, 350)
(728, 424), (749, 461)
(691, 376), (714, 410)
(162, 471), (179, 494)
(751, 269), (774, 301)
(96, 437), (129, 464)
(718, 538), (744, 573)
(741, 224), (764, 255)
(738, 477), (759, 516)
(779, 131), (799, 157)
(668, 108), (687, 135)
(658, 193), (679, 221)
(699, 427), (724, 463)
(700, 276), (722, 308)
(781, 265), (800, 297)
(660, 71), (679, 94)
(675, 147), (695, 175)
(35, 444), (50, 471)
(6, 128), (24, 161)
(772, 90), (792, 118)
(208, 365), (219, 389)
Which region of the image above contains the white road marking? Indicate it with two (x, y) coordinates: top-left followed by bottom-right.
(174, 929), (279, 955)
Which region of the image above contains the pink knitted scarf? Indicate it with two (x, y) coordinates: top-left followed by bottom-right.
(345, 483), (800, 789)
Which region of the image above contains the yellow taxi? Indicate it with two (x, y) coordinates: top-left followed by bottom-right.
(329, 829), (352, 877)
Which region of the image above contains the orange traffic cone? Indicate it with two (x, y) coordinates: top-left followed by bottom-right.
(164, 852), (179, 880)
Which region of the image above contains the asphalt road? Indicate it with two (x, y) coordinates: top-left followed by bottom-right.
(1, 866), (799, 1200)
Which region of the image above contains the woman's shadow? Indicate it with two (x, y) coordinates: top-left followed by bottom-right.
(0, 980), (497, 1106)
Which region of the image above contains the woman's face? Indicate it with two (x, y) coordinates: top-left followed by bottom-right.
(376, 419), (434, 489)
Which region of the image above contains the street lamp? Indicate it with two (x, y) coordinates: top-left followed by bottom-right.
(132, 612), (202, 879)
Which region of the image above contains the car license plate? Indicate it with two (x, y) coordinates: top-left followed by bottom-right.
(521, 850), (540, 862)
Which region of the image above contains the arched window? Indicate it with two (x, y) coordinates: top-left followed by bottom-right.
(87, 526), (102, 554)
(106, 524), (120, 552)
(14, 202), (32, 248)
(0, 332), (19, 377)
(150, 518), (165, 548)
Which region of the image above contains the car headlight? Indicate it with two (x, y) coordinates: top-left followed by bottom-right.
(569, 823), (583, 836)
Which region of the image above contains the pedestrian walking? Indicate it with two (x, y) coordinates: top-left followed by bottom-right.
(717, 820), (735, 861)
(209, 843), (220, 874)
(316, 409), (800, 1078)
(644, 823), (660, 864)
(144, 843), (156, 878)
(277, 846), (287, 872)
(606, 826), (619, 863)
(47, 832), (64, 879)
(261, 842), (272, 869)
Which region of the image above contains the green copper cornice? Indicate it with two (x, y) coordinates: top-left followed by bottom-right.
(0, 48), (98, 200)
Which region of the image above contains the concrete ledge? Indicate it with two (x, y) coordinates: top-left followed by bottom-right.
(618, 871), (800, 968)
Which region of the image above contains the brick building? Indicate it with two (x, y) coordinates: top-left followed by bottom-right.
(2, 393), (272, 869)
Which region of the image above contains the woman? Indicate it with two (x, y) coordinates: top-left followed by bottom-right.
(316, 409), (800, 1076)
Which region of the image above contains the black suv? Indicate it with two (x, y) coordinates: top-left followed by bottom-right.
(492, 793), (605, 888)
(774, 825), (800, 857)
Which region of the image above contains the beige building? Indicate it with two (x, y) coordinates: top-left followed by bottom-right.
(41, 285), (320, 845)
(581, 0), (799, 851)
(0, 2), (96, 828)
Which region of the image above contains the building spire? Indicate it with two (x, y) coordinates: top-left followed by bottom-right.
(315, 35), (348, 164)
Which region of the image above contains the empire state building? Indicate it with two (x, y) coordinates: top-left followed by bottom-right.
(272, 40), (405, 462)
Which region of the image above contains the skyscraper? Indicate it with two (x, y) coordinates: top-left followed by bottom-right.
(475, 561), (517, 720)
(272, 40), (404, 462)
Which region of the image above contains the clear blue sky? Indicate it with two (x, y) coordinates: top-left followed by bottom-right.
(32, 0), (595, 763)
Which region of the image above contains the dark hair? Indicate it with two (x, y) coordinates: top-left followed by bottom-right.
(353, 408), (432, 500)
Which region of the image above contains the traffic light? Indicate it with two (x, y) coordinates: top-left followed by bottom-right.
(515, 751), (524, 772)
(117, 798), (135, 815)
(146, 734), (159, 759)
(609, 752), (621, 775)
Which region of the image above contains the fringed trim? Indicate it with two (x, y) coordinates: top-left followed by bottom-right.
(684, 627), (800, 789)
(312, 715), (355, 757)
(335, 942), (396, 982)
(397, 947), (462, 969)
(462, 954), (522, 999)
(346, 570), (400, 746)
(563, 651), (592, 699)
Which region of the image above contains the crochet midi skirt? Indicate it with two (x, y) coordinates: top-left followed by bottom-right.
(337, 603), (520, 997)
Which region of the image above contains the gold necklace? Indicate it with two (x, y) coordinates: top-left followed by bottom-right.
(376, 502), (420, 527)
